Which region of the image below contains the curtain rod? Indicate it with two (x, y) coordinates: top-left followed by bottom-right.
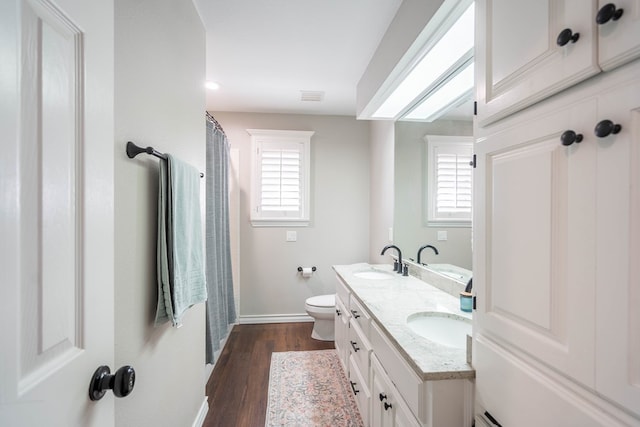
(206, 112), (227, 137)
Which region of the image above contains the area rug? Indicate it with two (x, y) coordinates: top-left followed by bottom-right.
(265, 350), (364, 427)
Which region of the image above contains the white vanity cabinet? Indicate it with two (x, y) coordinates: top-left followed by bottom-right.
(473, 6), (640, 422)
(475, 0), (640, 126)
(334, 271), (472, 427)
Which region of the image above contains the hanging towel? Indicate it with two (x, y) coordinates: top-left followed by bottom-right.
(155, 154), (207, 327)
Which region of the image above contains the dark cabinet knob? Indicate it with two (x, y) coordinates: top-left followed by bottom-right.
(557, 28), (580, 46)
(596, 3), (624, 25)
(379, 393), (388, 401)
(561, 130), (583, 146)
(89, 365), (136, 401)
(384, 402), (393, 411)
(594, 120), (622, 138)
(336, 308), (341, 316)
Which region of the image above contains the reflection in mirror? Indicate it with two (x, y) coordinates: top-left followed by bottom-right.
(394, 119), (473, 272)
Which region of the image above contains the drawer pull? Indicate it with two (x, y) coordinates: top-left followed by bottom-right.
(556, 28), (579, 46)
(596, 3), (623, 25)
(594, 119), (621, 138)
(560, 130), (583, 146)
(379, 393), (388, 402)
(336, 309), (341, 316)
(350, 381), (360, 395)
(350, 309), (361, 319)
(350, 340), (360, 352)
(384, 402), (393, 411)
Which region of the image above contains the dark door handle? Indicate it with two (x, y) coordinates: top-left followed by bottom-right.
(560, 130), (583, 146)
(594, 120), (622, 138)
(596, 3), (623, 25)
(89, 365), (136, 401)
(557, 28), (579, 46)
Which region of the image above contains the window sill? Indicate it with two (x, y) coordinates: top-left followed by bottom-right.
(250, 219), (310, 228)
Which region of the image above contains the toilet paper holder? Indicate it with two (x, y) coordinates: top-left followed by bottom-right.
(297, 266), (317, 272)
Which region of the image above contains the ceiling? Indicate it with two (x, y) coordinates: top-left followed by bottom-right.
(194, 0), (403, 116)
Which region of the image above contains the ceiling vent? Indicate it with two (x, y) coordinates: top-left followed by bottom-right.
(300, 90), (324, 102)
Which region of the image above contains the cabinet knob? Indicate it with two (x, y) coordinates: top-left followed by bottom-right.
(336, 308), (341, 316)
(596, 3), (624, 25)
(560, 130), (583, 146)
(556, 28), (580, 46)
(89, 365), (136, 401)
(594, 120), (622, 138)
(379, 393), (388, 402)
(384, 402), (393, 411)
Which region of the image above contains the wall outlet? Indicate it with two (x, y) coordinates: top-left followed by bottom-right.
(437, 230), (448, 241)
(286, 230), (297, 242)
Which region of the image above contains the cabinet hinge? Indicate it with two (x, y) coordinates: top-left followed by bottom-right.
(472, 296), (477, 310)
(470, 154), (477, 168)
(473, 101), (477, 116)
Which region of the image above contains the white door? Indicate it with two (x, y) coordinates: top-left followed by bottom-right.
(0, 0), (115, 426)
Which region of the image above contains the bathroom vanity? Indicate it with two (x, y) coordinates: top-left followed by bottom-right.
(333, 263), (474, 427)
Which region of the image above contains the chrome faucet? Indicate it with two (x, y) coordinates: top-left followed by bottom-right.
(417, 244), (439, 265)
(380, 245), (403, 274)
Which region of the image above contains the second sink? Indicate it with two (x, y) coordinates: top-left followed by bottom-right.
(407, 312), (471, 348)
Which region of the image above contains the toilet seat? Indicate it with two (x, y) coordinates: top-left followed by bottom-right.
(306, 294), (335, 308)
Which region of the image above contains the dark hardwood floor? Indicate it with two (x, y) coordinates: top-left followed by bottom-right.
(203, 322), (335, 427)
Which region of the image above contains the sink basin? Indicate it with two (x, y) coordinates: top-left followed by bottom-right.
(353, 270), (395, 280)
(406, 312), (471, 348)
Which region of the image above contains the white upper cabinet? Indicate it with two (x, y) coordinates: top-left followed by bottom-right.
(476, 0), (640, 126)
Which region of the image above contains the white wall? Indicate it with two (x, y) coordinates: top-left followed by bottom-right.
(211, 112), (371, 320)
(369, 120), (395, 263)
(394, 120), (473, 270)
(114, 0), (207, 425)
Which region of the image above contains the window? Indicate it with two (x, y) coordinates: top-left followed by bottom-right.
(248, 129), (314, 226)
(425, 135), (473, 226)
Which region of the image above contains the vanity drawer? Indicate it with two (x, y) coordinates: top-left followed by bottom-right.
(349, 318), (372, 389)
(349, 295), (371, 337)
(349, 354), (370, 427)
(370, 321), (424, 424)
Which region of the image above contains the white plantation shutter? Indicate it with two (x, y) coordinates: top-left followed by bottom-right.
(248, 129), (313, 226)
(426, 135), (473, 225)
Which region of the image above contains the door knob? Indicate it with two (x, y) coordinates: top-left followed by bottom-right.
(560, 130), (583, 146)
(89, 365), (136, 401)
(557, 28), (580, 46)
(596, 3), (623, 25)
(594, 120), (621, 138)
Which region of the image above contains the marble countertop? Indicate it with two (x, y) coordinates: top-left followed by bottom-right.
(333, 263), (475, 381)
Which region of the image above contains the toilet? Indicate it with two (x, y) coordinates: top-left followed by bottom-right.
(305, 294), (336, 341)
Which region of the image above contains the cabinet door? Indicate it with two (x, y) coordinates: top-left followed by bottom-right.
(594, 79), (640, 417)
(474, 98), (597, 386)
(371, 356), (395, 427)
(475, 0), (600, 126)
(597, 0), (640, 71)
(335, 295), (350, 370)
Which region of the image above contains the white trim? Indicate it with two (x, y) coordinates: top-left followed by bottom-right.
(239, 313), (313, 324)
(191, 397), (209, 427)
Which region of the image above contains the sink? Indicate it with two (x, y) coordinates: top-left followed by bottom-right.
(353, 270), (395, 280)
(406, 312), (471, 348)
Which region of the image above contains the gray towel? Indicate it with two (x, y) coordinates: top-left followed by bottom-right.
(155, 154), (207, 327)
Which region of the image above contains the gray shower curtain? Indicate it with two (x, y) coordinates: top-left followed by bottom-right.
(205, 116), (236, 364)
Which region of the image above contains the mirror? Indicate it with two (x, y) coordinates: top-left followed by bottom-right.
(393, 115), (473, 274)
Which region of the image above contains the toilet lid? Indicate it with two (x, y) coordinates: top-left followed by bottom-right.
(307, 294), (335, 308)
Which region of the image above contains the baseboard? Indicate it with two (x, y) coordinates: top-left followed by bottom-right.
(192, 396), (208, 427)
(239, 313), (313, 324)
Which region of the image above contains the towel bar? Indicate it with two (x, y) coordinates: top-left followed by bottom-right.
(126, 141), (204, 178)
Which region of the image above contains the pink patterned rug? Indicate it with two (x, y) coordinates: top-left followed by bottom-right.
(265, 350), (364, 427)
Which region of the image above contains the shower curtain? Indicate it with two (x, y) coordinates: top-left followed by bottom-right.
(205, 115), (237, 365)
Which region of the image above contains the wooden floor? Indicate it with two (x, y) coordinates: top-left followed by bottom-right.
(203, 322), (335, 427)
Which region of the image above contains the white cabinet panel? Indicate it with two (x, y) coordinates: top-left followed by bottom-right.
(474, 99), (597, 387)
(594, 79), (640, 418)
(476, 0), (600, 126)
